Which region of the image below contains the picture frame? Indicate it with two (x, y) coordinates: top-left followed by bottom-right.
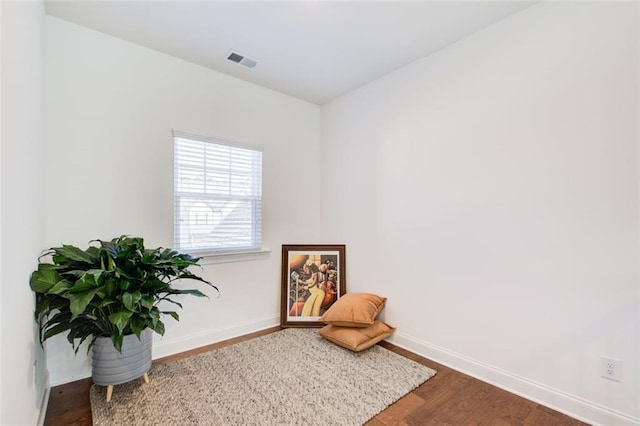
(281, 244), (346, 327)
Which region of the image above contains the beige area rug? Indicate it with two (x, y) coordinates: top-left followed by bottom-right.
(90, 328), (436, 425)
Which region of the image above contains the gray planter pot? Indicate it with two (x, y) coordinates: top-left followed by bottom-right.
(92, 328), (152, 387)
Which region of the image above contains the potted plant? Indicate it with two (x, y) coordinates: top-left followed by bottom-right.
(30, 235), (216, 401)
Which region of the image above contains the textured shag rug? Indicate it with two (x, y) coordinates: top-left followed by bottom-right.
(90, 328), (436, 426)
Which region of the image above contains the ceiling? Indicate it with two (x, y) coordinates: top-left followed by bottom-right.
(44, 1), (534, 105)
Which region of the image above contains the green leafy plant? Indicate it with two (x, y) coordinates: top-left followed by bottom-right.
(30, 235), (217, 352)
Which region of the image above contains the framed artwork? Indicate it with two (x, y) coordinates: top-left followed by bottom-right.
(281, 244), (346, 327)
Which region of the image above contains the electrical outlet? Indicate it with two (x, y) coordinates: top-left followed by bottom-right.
(32, 360), (37, 388)
(601, 356), (622, 382)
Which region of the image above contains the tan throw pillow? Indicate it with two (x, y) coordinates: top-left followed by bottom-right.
(320, 292), (387, 327)
(319, 321), (395, 352)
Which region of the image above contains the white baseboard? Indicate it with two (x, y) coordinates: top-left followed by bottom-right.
(37, 370), (50, 426)
(152, 313), (280, 359)
(46, 316), (637, 425)
(387, 331), (640, 426)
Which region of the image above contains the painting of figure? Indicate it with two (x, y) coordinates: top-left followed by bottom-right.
(281, 245), (346, 327)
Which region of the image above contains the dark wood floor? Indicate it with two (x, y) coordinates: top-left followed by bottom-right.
(45, 327), (588, 426)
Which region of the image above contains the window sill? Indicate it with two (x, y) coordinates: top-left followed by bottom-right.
(194, 249), (272, 265)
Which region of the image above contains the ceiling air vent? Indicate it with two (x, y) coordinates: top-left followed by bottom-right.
(226, 51), (257, 69)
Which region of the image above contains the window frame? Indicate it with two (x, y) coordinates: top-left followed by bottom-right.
(173, 130), (263, 257)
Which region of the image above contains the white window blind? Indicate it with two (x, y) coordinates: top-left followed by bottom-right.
(173, 131), (262, 254)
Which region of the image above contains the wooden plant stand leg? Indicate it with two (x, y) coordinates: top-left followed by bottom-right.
(104, 373), (148, 402)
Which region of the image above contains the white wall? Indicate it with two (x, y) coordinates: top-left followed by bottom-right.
(1, 1), (48, 425)
(45, 16), (321, 385)
(41, 3), (640, 424)
(321, 3), (639, 425)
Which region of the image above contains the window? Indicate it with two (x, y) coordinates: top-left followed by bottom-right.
(173, 131), (262, 254)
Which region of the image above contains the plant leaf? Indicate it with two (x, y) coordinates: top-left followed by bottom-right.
(169, 289), (208, 298)
(150, 320), (165, 336)
(122, 292), (135, 311)
(43, 321), (74, 341)
(53, 245), (96, 263)
(69, 273), (99, 293)
(30, 265), (61, 293)
(47, 280), (74, 296)
(96, 277), (117, 298)
(118, 280), (132, 291)
(108, 310), (132, 335)
(68, 289), (97, 318)
(162, 311), (179, 322)
(130, 317), (146, 339)
(111, 334), (124, 353)
(142, 279), (170, 291)
(43, 311), (72, 328)
(140, 295), (155, 310)
(160, 298), (183, 309)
